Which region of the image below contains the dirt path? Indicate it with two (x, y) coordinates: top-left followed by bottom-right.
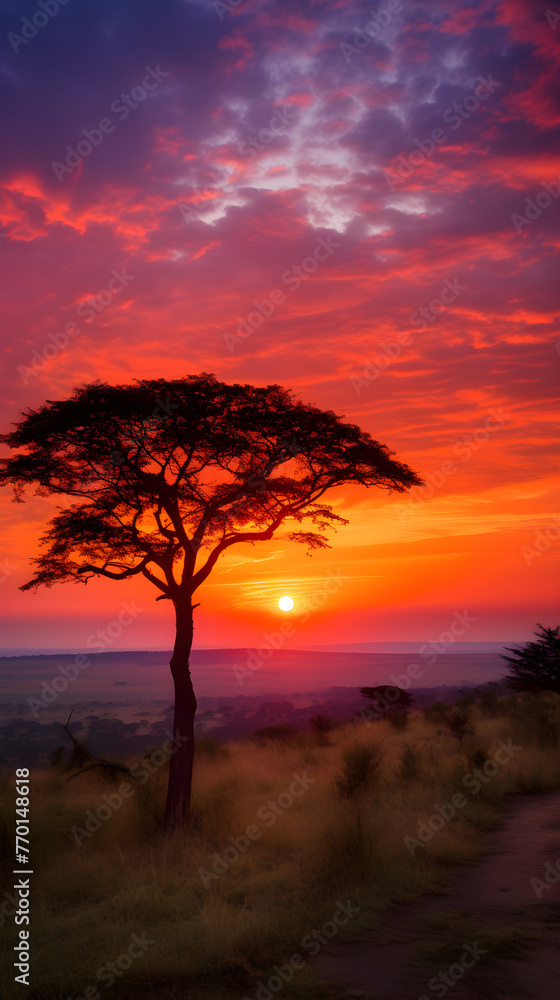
(316, 791), (560, 1000)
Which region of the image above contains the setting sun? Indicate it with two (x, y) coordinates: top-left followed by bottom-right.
(278, 595), (294, 612)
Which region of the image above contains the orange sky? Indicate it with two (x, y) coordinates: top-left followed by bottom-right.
(0, 0), (558, 650)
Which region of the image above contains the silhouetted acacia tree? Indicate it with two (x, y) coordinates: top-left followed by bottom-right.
(501, 624), (560, 694)
(0, 374), (423, 826)
(441, 707), (472, 747)
(360, 685), (414, 721)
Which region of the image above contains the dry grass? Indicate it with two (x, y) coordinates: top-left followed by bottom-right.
(0, 692), (559, 999)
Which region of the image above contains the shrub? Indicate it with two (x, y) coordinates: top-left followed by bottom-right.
(423, 700), (451, 724)
(67, 738), (92, 768)
(336, 741), (382, 797)
(466, 745), (489, 769)
(510, 693), (560, 748)
(399, 744), (420, 780)
(310, 715), (335, 745)
(388, 711), (409, 730)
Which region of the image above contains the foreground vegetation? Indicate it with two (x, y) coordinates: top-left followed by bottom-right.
(1, 690), (559, 1000)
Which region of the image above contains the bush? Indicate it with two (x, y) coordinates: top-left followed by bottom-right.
(310, 715), (335, 745)
(509, 693), (560, 748)
(423, 700), (451, 724)
(388, 711), (409, 730)
(466, 745), (489, 769)
(399, 744), (420, 780)
(336, 741), (382, 797)
(67, 738), (92, 768)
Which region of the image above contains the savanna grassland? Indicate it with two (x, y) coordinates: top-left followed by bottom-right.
(1, 690), (559, 1000)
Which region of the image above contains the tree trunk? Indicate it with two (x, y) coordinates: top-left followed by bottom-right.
(164, 601), (197, 827)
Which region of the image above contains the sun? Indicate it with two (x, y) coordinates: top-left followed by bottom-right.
(278, 595), (294, 612)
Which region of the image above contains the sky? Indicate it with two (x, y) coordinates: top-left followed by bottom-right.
(0, 0), (559, 653)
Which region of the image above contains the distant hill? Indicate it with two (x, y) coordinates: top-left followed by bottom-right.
(0, 645), (507, 704)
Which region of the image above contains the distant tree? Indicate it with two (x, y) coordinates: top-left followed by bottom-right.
(441, 708), (472, 747)
(0, 375), (422, 826)
(501, 624), (560, 694)
(360, 685), (414, 721)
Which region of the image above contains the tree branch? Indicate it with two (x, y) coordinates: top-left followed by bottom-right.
(76, 557), (149, 580)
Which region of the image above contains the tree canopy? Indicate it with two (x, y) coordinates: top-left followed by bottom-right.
(360, 685), (414, 719)
(0, 374), (423, 599)
(501, 624), (560, 694)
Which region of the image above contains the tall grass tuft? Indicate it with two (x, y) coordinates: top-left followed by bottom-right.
(399, 743), (421, 780)
(335, 741), (383, 797)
